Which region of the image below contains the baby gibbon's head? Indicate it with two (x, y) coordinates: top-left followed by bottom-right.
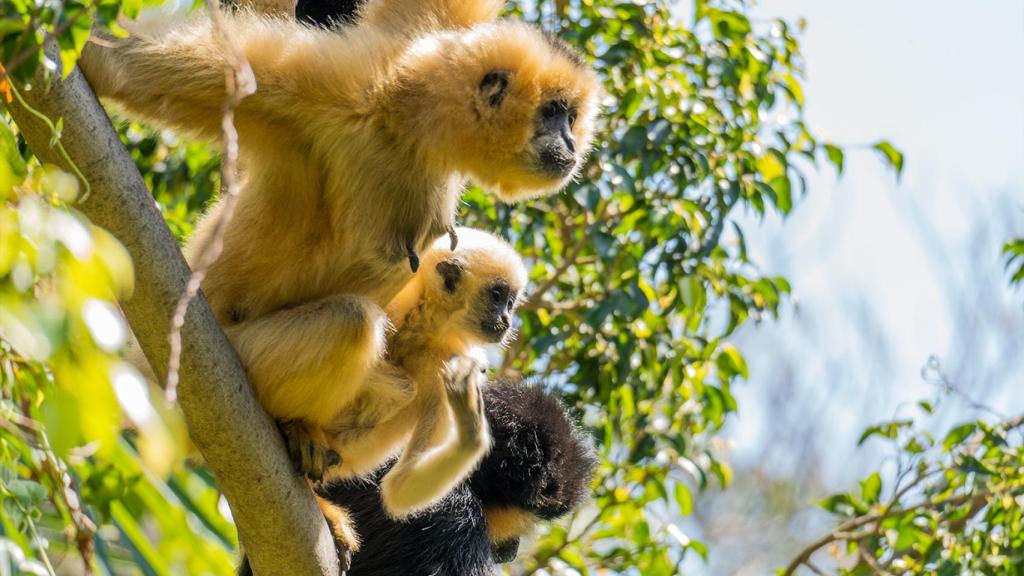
(414, 228), (528, 349)
(394, 22), (600, 201)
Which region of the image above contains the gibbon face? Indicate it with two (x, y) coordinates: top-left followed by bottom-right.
(395, 22), (600, 201)
(417, 229), (528, 348)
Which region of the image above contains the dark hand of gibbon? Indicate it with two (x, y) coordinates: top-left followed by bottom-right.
(296, 0), (365, 28)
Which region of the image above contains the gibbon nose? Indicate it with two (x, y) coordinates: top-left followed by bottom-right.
(561, 124), (576, 154)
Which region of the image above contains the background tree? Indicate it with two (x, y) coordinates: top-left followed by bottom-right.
(0, 0), (909, 574)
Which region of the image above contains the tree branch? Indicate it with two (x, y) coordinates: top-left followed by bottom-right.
(5, 41), (339, 576)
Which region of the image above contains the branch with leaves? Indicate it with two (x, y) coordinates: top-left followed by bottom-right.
(2, 29), (338, 576)
(784, 408), (1024, 575)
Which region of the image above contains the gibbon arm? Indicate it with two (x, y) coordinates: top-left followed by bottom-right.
(379, 359), (490, 517)
(80, 15), (368, 140)
(361, 0), (502, 33)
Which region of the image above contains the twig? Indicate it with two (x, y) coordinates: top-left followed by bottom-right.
(782, 486), (1014, 575)
(165, 1), (256, 402)
(802, 561), (829, 576)
(857, 542), (896, 576)
(13, 499), (58, 576)
(7, 81), (91, 200)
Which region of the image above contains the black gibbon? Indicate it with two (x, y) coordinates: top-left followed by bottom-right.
(238, 380), (597, 576)
(79, 0), (599, 478)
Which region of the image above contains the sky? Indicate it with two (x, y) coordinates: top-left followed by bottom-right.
(679, 0), (1023, 572)
(733, 0), (1024, 468)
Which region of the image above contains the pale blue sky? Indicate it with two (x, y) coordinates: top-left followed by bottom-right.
(733, 0), (1023, 467)
(689, 0), (1022, 572)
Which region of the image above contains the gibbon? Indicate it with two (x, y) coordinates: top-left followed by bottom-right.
(298, 228), (527, 560)
(79, 1), (598, 471)
(237, 380), (598, 576)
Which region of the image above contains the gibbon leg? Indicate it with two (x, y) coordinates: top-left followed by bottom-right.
(379, 355), (491, 518)
(227, 294), (388, 425)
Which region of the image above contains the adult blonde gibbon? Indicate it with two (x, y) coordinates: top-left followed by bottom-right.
(79, 0), (599, 467)
(305, 228), (527, 559)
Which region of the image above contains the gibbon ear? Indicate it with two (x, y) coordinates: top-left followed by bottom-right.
(436, 259), (465, 293)
(479, 70), (510, 107)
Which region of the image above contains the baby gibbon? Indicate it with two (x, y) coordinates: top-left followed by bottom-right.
(242, 380), (597, 576)
(301, 228), (527, 559)
(319, 228), (526, 496)
(79, 0), (598, 472)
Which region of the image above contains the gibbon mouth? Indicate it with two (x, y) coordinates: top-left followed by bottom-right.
(536, 145), (577, 178)
(491, 538), (520, 563)
(480, 317), (510, 342)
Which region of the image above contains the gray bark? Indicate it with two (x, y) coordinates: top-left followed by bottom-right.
(5, 46), (339, 576)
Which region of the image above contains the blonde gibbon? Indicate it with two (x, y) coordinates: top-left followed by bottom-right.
(79, 0), (599, 468)
(298, 228), (527, 558)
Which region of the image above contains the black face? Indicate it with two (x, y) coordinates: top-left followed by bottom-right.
(478, 280), (518, 342)
(534, 99), (578, 178)
(491, 538), (520, 564)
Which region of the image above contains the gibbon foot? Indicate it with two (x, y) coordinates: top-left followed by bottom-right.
(442, 355), (486, 430)
(316, 496), (358, 573)
(280, 420), (341, 481)
(336, 538), (353, 573)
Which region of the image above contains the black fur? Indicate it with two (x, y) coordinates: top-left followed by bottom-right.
(296, 0), (364, 28)
(323, 471), (493, 576)
(471, 381), (598, 519)
(295, 0), (364, 28)
(237, 381), (596, 575)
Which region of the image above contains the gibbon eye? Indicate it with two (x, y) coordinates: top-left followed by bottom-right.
(490, 285), (506, 303)
(541, 99), (568, 120)
(480, 70), (510, 107)
(567, 108), (578, 127)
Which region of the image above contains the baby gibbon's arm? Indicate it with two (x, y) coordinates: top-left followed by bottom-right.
(379, 357), (490, 518)
(80, 14), (370, 140)
(361, 0), (502, 34)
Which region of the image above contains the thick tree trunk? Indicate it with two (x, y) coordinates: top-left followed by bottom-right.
(5, 44), (339, 576)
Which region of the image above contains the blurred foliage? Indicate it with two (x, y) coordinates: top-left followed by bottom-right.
(0, 113), (236, 574)
(780, 237), (1024, 575)
(1005, 238), (1024, 288)
(483, 0), (895, 573)
(0, 0), (918, 574)
(785, 396), (1023, 575)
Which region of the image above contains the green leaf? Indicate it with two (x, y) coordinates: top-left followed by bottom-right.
(7, 479), (47, 504)
(716, 344), (748, 379)
(943, 422), (977, 451)
(824, 143), (844, 175)
(872, 140), (904, 180)
(860, 472), (882, 504)
(674, 482), (694, 516)
(768, 175), (792, 214)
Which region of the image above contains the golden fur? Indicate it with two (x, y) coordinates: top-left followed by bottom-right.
(321, 229), (527, 512)
(79, 6), (597, 439)
(310, 228), (526, 550)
